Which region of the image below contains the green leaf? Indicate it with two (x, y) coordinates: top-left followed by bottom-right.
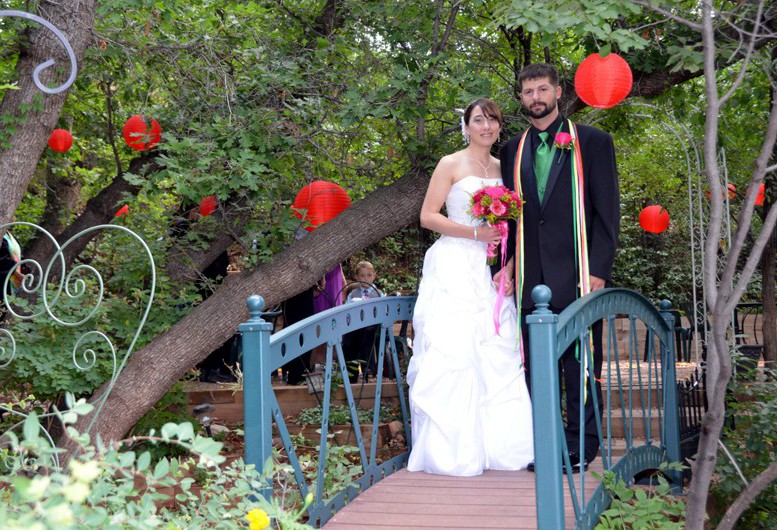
(23, 412), (40, 443)
(176, 422), (195, 442)
(136, 451), (151, 472)
(153, 458), (170, 479)
(120, 451), (136, 467)
(160, 422), (179, 440)
(599, 44), (612, 57)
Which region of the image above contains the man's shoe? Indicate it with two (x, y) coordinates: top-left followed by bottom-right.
(526, 461), (535, 472)
(563, 452), (589, 474)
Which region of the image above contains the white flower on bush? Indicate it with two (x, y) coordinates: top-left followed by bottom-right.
(45, 503), (74, 526)
(69, 459), (101, 483)
(62, 480), (91, 504)
(22, 476), (51, 502)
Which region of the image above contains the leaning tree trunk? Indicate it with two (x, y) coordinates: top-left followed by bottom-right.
(23, 154), (157, 272)
(0, 0), (95, 227)
(37, 164), (82, 238)
(62, 167), (430, 451)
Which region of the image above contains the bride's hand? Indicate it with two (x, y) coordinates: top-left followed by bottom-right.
(477, 224), (503, 245)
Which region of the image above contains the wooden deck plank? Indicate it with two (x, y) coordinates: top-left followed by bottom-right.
(322, 463), (603, 529)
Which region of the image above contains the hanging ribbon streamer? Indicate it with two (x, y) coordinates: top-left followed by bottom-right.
(568, 121), (595, 404)
(492, 220), (510, 336)
(513, 131), (529, 370)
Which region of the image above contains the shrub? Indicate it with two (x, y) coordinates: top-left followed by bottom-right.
(711, 369), (777, 528)
(596, 462), (686, 529)
(0, 393), (313, 529)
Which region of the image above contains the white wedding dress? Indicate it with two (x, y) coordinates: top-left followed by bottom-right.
(407, 176), (534, 476)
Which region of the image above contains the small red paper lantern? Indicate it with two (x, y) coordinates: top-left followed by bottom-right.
(639, 205), (669, 234)
(292, 180), (351, 231)
(574, 52), (633, 109)
(705, 184), (737, 200)
(115, 205), (129, 217)
(48, 129), (73, 152)
(122, 115), (162, 151)
(199, 195), (217, 217)
(756, 183), (765, 206)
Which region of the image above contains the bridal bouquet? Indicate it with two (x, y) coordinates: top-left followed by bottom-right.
(470, 185), (522, 265)
(471, 185), (522, 335)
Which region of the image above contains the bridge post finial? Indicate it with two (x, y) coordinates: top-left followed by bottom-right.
(246, 295), (266, 323)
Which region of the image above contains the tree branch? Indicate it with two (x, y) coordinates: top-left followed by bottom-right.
(717, 460), (777, 530)
(719, 0), (765, 106)
(629, 0), (702, 31)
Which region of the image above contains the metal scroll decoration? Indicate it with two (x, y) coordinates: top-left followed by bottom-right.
(0, 10), (78, 94)
(0, 223), (156, 468)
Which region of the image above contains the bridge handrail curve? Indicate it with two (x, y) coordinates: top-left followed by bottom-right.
(556, 288), (673, 356)
(268, 295), (415, 372)
(241, 294), (416, 528)
(528, 285), (681, 530)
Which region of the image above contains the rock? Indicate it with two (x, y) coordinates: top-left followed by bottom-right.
(388, 420), (404, 437)
(209, 424), (230, 436)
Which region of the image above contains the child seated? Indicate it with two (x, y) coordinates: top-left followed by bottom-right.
(346, 261), (382, 302)
(343, 261), (383, 383)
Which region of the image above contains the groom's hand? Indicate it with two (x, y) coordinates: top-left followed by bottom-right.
(493, 259), (515, 296)
(590, 275), (605, 291)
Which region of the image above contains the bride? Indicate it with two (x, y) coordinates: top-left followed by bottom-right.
(407, 98), (534, 476)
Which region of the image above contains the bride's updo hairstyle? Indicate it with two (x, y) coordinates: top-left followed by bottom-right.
(463, 98), (503, 127)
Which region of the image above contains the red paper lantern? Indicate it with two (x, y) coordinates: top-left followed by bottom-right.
(292, 180), (351, 231)
(115, 205), (130, 217)
(639, 205), (669, 234)
(199, 195), (217, 217)
(48, 129), (73, 152)
(574, 52), (633, 109)
(705, 184), (737, 200)
(756, 183), (765, 206)
(122, 115), (162, 151)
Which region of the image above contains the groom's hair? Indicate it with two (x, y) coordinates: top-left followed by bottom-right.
(518, 63), (559, 88)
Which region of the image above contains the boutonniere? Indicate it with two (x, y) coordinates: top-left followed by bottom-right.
(554, 132), (573, 150)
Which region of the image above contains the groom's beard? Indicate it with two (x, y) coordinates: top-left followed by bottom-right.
(527, 99), (557, 120)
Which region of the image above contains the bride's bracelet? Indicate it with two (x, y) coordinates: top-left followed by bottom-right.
(473, 225), (479, 241)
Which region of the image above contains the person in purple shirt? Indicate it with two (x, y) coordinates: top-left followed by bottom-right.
(309, 264), (346, 368)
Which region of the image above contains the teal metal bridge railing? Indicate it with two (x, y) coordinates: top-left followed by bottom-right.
(241, 294), (415, 528)
(528, 285), (681, 529)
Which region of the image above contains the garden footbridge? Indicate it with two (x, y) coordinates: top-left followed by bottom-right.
(241, 287), (685, 529)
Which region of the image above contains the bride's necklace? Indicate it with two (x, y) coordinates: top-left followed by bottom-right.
(468, 155), (492, 179)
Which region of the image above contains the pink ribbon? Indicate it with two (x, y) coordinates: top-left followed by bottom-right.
(492, 220), (509, 335)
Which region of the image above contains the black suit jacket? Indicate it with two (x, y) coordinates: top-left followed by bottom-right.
(500, 117), (619, 311)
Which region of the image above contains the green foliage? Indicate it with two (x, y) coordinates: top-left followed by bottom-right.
(0, 393), (312, 529)
(495, 0), (646, 53)
(596, 462), (686, 529)
(711, 370), (777, 528)
(277, 432), (362, 503)
(127, 382), (196, 462)
(292, 404), (394, 427)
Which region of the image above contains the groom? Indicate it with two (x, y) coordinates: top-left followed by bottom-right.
(496, 63), (620, 472)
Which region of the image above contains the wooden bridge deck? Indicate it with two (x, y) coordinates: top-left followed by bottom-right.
(323, 461), (604, 529)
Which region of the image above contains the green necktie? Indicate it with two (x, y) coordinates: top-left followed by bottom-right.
(534, 131), (552, 201)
